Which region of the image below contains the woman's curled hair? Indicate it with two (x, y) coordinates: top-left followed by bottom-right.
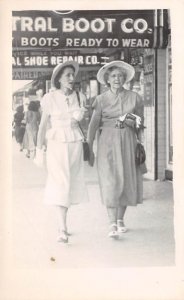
(28, 101), (39, 112)
(103, 66), (127, 87)
(54, 65), (75, 89)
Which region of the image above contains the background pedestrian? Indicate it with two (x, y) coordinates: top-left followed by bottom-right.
(22, 101), (41, 158)
(12, 105), (25, 151)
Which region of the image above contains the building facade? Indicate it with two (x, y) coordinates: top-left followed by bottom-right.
(12, 9), (172, 180)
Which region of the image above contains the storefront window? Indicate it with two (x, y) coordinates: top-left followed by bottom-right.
(129, 48), (156, 179)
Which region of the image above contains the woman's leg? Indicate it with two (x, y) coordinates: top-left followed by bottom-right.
(26, 150), (30, 158)
(32, 148), (36, 159)
(117, 206), (127, 220)
(56, 206), (69, 243)
(19, 143), (23, 151)
(117, 206), (127, 233)
(107, 207), (118, 238)
(107, 207), (117, 224)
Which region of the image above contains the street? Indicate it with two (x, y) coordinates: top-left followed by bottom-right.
(12, 139), (175, 269)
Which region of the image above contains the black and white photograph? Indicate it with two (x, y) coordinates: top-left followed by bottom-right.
(1, 1), (184, 300)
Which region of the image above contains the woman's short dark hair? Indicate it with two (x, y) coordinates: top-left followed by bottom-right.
(104, 66), (127, 87)
(16, 105), (24, 113)
(28, 101), (39, 112)
(54, 65), (75, 89)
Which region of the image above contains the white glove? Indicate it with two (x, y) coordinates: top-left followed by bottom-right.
(135, 116), (142, 128)
(118, 113), (142, 128)
(72, 110), (83, 120)
(33, 148), (44, 167)
(127, 113), (142, 128)
(119, 114), (127, 122)
(72, 107), (86, 122)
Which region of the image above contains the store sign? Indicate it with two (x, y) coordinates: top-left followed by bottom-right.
(12, 10), (169, 79)
(12, 68), (51, 80)
(12, 10), (168, 50)
(12, 50), (107, 68)
(143, 49), (155, 106)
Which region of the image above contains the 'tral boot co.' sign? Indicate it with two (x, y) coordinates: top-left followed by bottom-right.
(12, 10), (169, 49)
(12, 10), (169, 79)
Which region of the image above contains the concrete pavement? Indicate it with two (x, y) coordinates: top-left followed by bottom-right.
(12, 139), (175, 268)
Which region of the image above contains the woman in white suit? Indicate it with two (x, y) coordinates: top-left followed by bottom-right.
(35, 61), (88, 243)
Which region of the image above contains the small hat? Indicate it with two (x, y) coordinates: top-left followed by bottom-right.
(97, 60), (135, 85)
(51, 61), (79, 88)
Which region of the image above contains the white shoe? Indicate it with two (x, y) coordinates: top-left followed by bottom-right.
(117, 220), (127, 233)
(108, 223), (119, 239)
(57, 230), (68, 243)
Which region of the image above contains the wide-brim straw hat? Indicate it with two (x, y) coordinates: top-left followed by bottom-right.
(97, 60), (135, 85)
(51, 61), (79, 88)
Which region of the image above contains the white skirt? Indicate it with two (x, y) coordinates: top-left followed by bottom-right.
(44, 140), (88, 207)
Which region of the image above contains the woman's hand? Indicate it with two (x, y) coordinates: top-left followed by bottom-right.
(71, 117), (78, 128)
(72, 108), (86, 122)
(88, 149), (95, 167)
(124, 118), (136, 128)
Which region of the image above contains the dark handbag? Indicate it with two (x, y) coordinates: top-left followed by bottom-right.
(83, 141), (90, 161)
(135, 141), (146, 165)
(76, 91), (90, 161)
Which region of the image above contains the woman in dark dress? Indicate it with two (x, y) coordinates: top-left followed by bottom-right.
(87, 60), (147, 239)
(13, 105), (25, 151)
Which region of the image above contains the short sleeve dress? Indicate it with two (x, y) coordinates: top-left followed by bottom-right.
(88, 88), (145, 208)
(41, 89), (88, 207)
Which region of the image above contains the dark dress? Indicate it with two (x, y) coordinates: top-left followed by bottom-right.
(88, 88), (145, 208)
(13, 110), (25, 144)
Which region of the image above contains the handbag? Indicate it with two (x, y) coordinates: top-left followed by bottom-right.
(135, 141), (146, 165)
(82, 140), (90, 161)
(76, 91), (90, 161)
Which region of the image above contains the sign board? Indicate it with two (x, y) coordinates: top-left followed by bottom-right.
(12, 50), (108, 68)
(143, 49), (155, 106)
(12, 10), (169, 50)
(12, 10), (169, 79)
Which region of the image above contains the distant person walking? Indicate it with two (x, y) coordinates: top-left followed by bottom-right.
(23, 101), (40, 158)
(13, 105), (25, 151)
(34, 61), (88, 244)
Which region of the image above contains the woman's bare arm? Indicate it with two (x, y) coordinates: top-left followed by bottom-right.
(36, 112), (49, 149)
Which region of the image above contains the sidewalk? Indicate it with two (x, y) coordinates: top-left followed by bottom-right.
(12, 140), (175, 268)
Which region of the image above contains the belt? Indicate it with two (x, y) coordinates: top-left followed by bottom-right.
(102, 120), (125, 129)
